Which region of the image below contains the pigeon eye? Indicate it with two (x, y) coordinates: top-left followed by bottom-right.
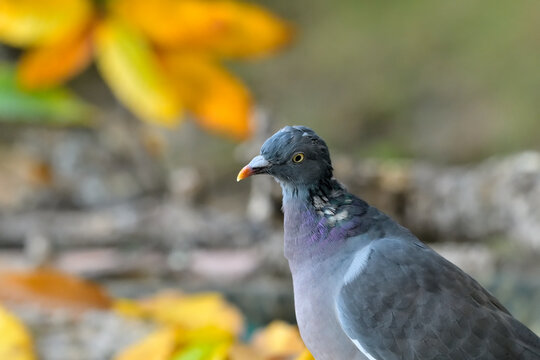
(292, 153), (305, 163)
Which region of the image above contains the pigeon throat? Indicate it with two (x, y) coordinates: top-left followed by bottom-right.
(280, 177), (339, 206)
(281, 178), (355, 229)
(282, 180), (360, 262)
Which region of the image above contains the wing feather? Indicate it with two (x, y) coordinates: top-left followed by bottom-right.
(335, 238), (540, 360)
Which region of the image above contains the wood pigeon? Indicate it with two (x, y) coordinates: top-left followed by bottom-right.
(237, 125), (540, 360)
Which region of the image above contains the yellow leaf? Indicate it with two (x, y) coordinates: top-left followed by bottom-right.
(115, 327), (182, 360)
(294, 349), (315, 360)
(0, 305), (36, 360)
(184, 326), (233, 344)
(115, 291), (244, 336)
(0, 0), (93, 46)
(111, 0), (293, 58)
(172, 328), (232, 360)
(161, 52), (252, 139)
(0, 268), (112, 311)
(17, 31), (93, 89)
(94, 18), (182, 127)
(251, 321), (306, 358)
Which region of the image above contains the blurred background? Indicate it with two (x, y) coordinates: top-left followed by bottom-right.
(0, 0), (539, 359)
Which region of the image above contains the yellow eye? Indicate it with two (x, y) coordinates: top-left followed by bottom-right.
(292, 153), (305, 163)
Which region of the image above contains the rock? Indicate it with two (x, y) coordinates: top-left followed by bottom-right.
(335, 152), (540, 249)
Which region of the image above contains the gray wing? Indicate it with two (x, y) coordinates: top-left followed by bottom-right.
(335, 237), (540, 360)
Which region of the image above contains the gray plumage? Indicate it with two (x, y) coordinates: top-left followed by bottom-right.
(238, 125), (540, 360)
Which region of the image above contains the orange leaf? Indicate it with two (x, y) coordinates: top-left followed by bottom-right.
(0, 0), (93, 46)
(0, 268), (112, 311)
(28, 160), (53, 186)
(161, 52), (253, 139)
(114, 290), (244, 336)
(228, 344), (265, 360)
(111, 0), (293, 58)
(94, 18), (182, 127)
(17, 31), (93, 89)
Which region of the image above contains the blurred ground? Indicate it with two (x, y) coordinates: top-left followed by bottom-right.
(0, 119), (538, 331)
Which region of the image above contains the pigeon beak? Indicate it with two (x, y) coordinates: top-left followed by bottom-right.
(237, 155), (270, 181)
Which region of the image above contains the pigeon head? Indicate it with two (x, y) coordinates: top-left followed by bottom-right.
(238, 126), (333, 188)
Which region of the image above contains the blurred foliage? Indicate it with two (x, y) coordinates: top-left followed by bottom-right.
(250, 321), (309, 359)
(0, 64), (92, 125)
(114, 318), (313, 360)
(0, 268), (313, 359)
(0, 268), (112, 310)
(115, 292), (244, 336)
(0, 0), (293, 139)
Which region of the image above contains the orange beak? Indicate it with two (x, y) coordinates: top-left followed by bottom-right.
(237, 165), (254, 182)
(237, 155), (270, 182)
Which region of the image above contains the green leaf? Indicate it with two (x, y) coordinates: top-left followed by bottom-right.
(0, 63), (92, 126)
(171, 346), (209, 360)
(171, 341), (229, 360)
